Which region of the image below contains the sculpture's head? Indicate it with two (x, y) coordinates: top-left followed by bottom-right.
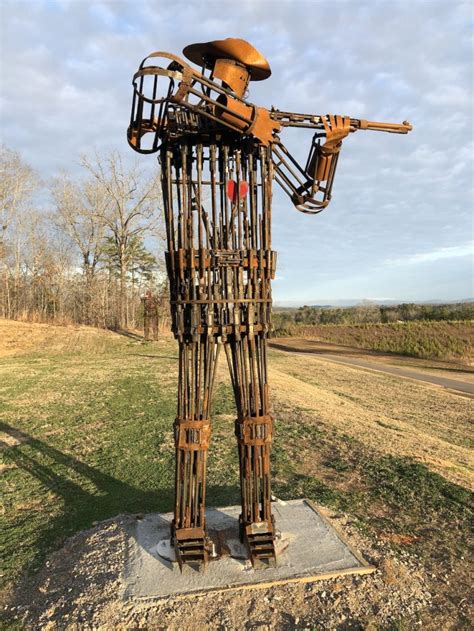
(183, 38), (271, 98)
(127, 38), (273, 153)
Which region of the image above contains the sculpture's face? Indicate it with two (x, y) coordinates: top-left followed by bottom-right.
(211, 58), (250, 98)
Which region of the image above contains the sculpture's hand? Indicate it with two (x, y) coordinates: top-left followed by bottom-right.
(309, 114), (350, 182)
(321, 115), (351, 153)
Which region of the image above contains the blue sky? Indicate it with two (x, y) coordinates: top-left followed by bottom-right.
(1, 0), (473, 304)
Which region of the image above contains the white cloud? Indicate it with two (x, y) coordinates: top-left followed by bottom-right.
(0, 0), (472, 300)
(386, 242), (473, 266)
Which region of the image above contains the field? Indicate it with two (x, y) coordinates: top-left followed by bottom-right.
(1, 319), (473, 629)
(273, 321), (473, 363)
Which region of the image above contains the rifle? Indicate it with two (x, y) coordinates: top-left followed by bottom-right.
(270, 109), (412, 134)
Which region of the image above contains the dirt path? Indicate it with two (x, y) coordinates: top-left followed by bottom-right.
(270, 339), (474, 395)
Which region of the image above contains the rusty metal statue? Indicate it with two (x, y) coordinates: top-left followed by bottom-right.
(142, 289), (159, 341)
(127, 38), (412, 570)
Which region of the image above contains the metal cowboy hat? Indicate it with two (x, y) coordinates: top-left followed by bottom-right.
(183, 37), (271, 81)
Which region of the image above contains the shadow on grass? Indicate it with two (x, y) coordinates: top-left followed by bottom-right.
(129, 354), (179, 361)
(1, 422), (240, 584)
(114, 329), (145, 341)
(1, 421), (163, 518)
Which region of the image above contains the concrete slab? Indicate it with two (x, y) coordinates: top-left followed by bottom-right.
(122, 499), (374, 600)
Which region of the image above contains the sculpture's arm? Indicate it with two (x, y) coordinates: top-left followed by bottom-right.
(271, 115), (352, 213)
(127, 52), (191, 153)
(128, 51), (281, 152)
(271, 112), (412, 213)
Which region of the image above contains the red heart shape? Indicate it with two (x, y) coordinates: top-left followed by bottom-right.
(226, 180), (236, 203)
(239, 181), (249, 199)
(226, 180), (249, 203)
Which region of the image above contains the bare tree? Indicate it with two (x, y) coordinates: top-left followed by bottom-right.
(0, 146), (38, 253)
(0, 146), (166, 329)
(81, 151), (161, 328)
(51, 173), (109, 323)
(0, 146), (39, 317)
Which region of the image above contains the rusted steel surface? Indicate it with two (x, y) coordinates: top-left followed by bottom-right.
(142, 290), (159, 341)
(127, 37), (412, 570)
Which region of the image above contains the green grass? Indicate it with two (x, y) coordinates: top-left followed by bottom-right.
(1, 335), (472, 595)
(1, 345), (169, 583)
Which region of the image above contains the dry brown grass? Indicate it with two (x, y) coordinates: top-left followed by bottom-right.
(266, 349), (474, 490)
(0, 318), (123, 358)
(213, 343), (474, 489)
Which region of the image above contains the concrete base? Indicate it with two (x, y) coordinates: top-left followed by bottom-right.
(122, 499), (374, 600)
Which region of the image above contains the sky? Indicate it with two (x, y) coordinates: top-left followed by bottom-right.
(1, 0), (473, 305)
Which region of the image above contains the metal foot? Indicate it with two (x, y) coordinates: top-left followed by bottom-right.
(171, 523), (212, 571)
(241, 518), (277, 568)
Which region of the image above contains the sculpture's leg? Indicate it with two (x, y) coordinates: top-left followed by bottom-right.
(225, 334), (276, 568)
(172, 336), (220, 570)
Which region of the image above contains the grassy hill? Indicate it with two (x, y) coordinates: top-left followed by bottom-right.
(273, 321), (473, 363)
(1, 319), (472, 628)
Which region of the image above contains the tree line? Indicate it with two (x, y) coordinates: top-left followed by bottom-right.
(2, 144), (472, 333)
(0, 145), (167, 330)
(273, 301), (474, 331)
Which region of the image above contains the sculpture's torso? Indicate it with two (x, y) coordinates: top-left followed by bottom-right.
(161, 136), (276, 342)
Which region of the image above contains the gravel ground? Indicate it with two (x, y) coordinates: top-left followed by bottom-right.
(3, 507), (453, 630)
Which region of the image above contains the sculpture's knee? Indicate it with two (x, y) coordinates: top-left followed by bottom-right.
(174, 418), (211, 451)
(235, 415), (273, 449)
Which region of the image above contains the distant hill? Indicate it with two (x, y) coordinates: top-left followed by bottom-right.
(274, 298), (474, 309)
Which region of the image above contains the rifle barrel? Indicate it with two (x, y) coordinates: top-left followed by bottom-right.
(356, 119), (413, 134)
(271, 109), (412, 134)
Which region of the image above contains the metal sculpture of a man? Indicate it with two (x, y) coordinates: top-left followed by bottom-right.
(142, 290), (159, 341)
(127, 38), (412, 570)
